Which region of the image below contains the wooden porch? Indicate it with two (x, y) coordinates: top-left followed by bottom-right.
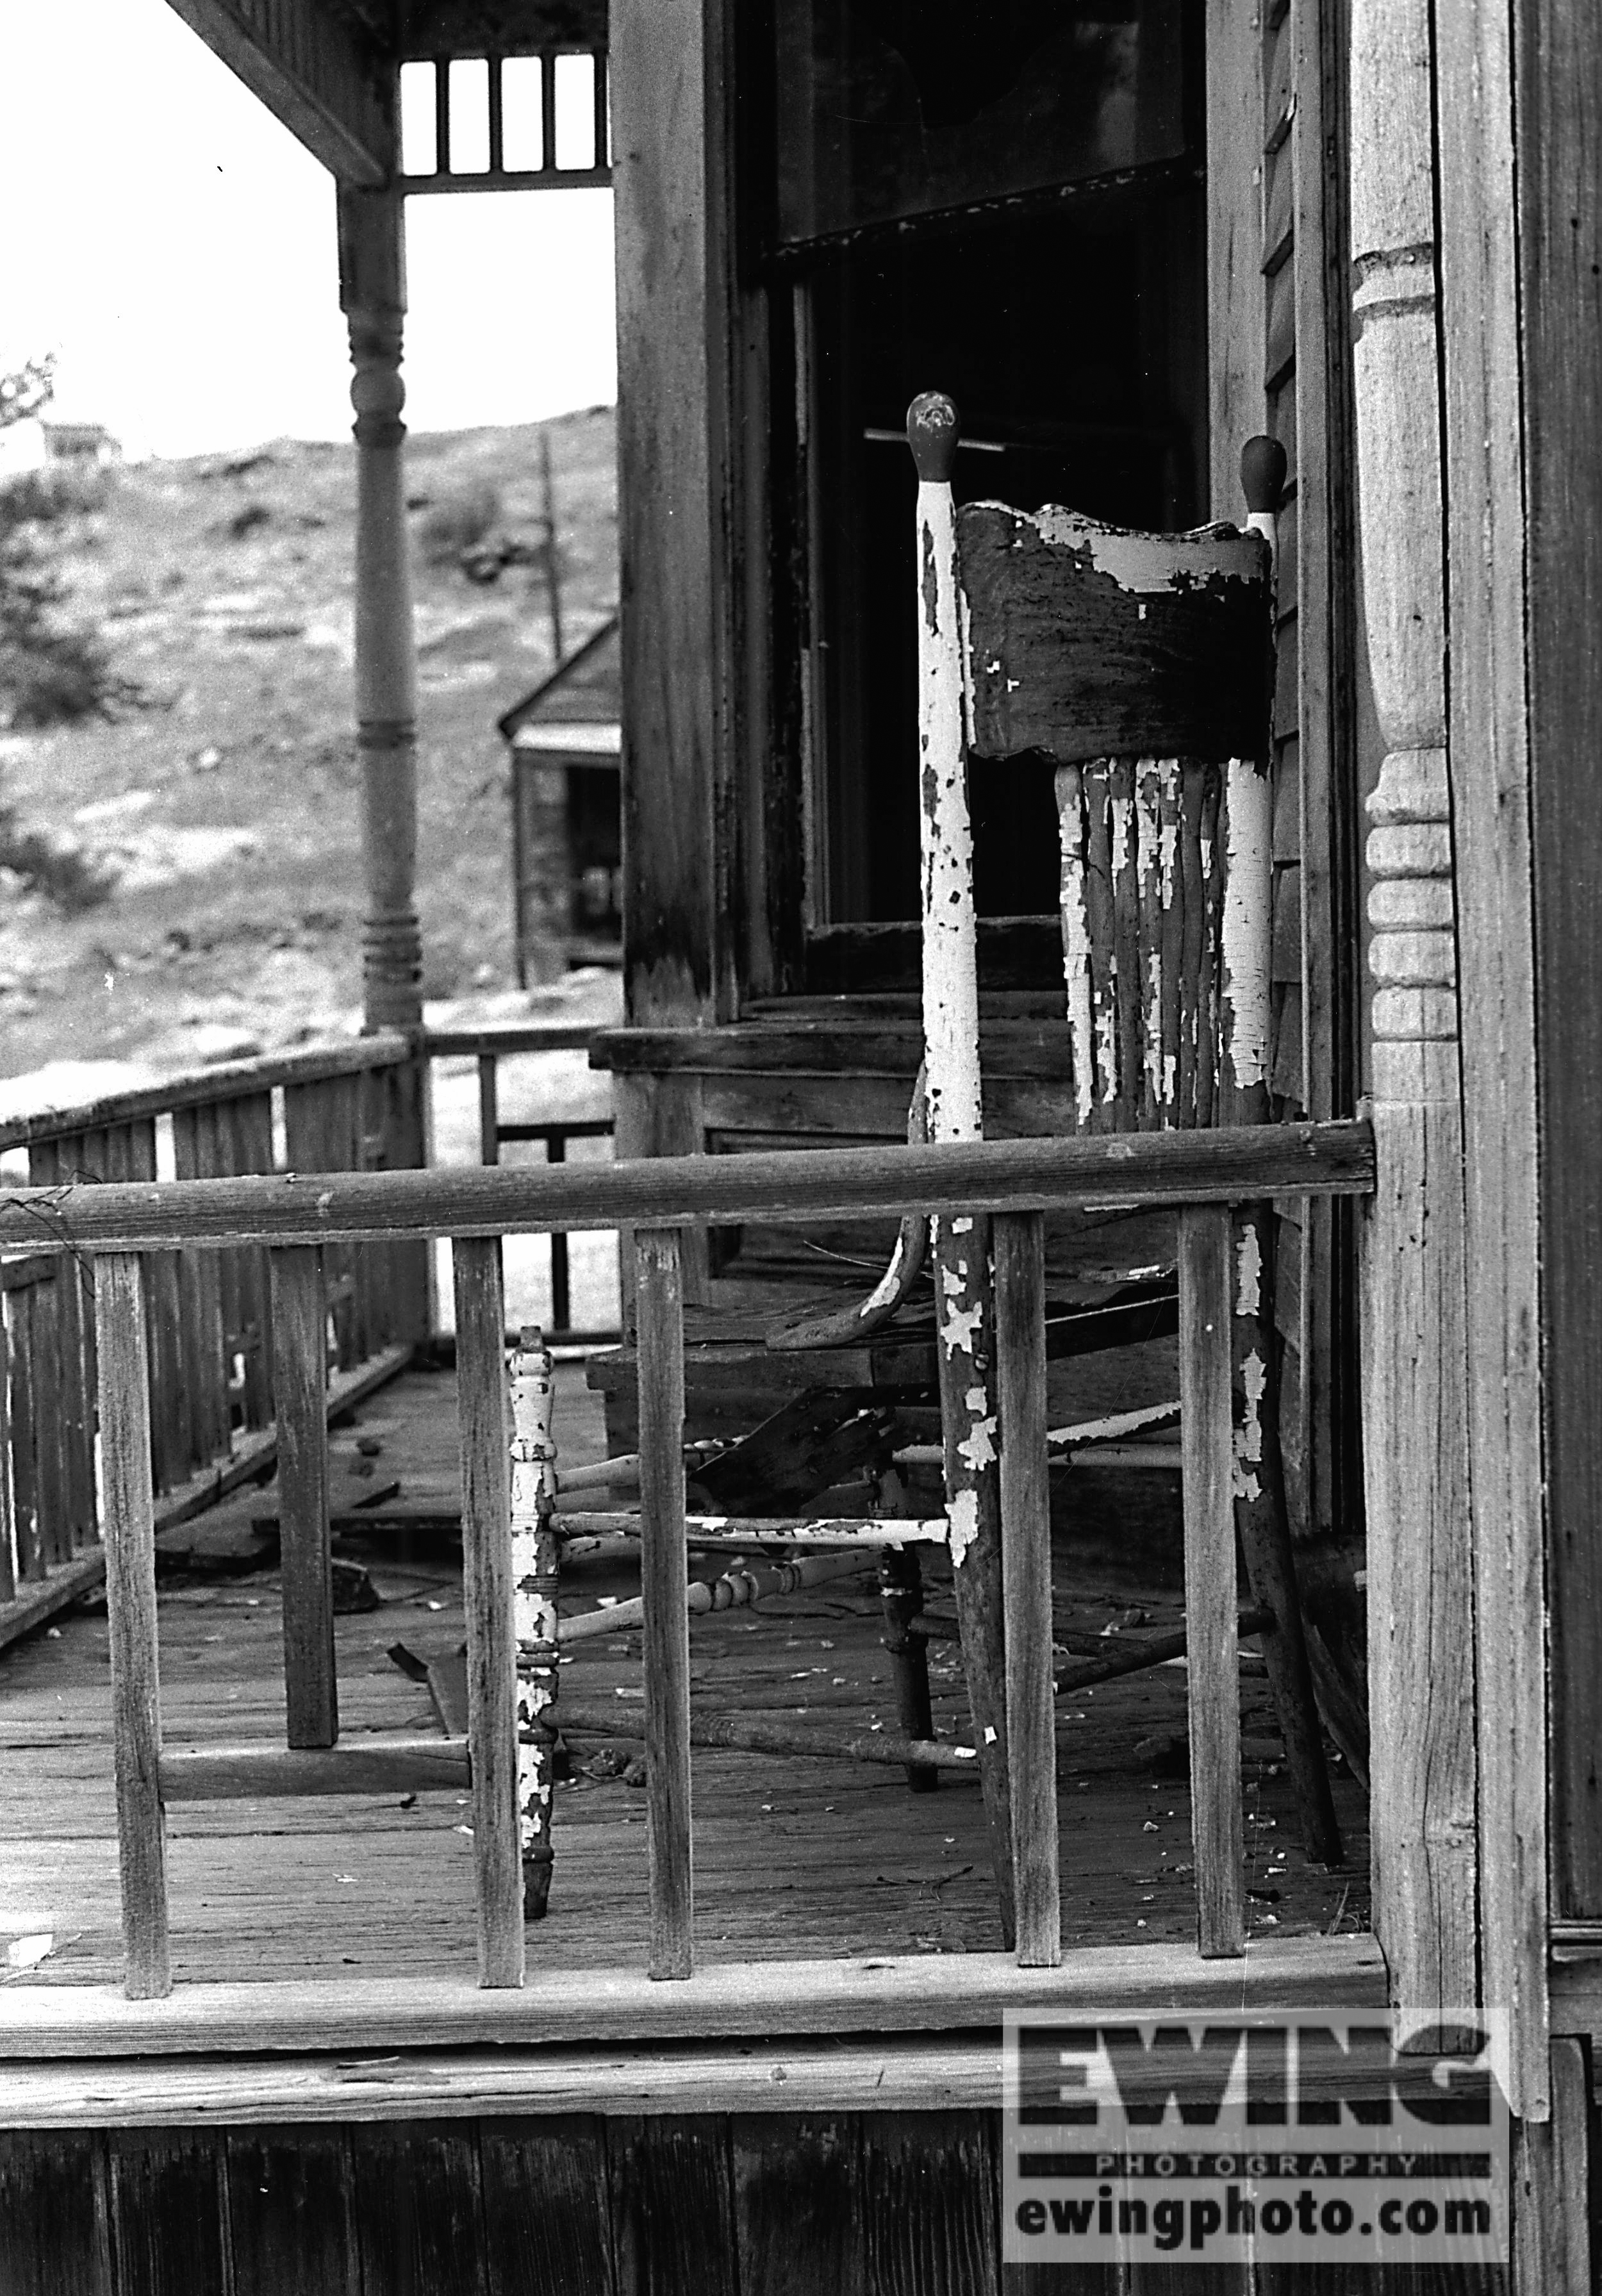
(0, 1358), (1369, 1997)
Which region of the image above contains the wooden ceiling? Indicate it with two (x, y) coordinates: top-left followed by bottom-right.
(164, 0), (607, 185)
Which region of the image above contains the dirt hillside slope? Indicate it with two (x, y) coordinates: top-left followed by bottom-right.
(0, 406), (617, 1087)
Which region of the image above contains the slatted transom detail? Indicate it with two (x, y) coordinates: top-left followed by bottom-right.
(398, 49), (609, 188)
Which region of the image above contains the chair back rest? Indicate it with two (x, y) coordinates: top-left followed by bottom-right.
(908, 393), (1276, 1139)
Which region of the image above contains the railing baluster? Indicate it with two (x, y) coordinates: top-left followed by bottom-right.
(97, 1251), (170, 1999)
(996, 1208), (1059, 1968)
(268, 1245), (337, 1749)
(547, 1130), (570, 1333)
(478, 1053), (499, 1166)
(0, 1296), (14, 1603)
(636, 1225), (693, 1978)
(452, 1238), (524, 1986)
(9, 1285), (38, 1581)
(1178, 1204), (1245, 1956)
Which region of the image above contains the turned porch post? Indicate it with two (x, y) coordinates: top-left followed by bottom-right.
(339, 186), (423, 1035)
(1349, 0), (1478, 2013)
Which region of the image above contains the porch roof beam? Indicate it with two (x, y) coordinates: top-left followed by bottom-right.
(163, 0), (396, 186)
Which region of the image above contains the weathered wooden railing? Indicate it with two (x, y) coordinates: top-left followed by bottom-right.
(0, 1020), (622, 1645)
(0, 1116), (1373, 1999)
(427, 1016), (619, 1344)
(0, 1039), (428, 1647)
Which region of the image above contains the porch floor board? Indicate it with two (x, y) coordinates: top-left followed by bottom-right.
(0, 1364), (1368, 1992)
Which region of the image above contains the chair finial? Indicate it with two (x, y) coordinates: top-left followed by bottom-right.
(907, 393), (961, 483)
(1240, 435), (1287, 516)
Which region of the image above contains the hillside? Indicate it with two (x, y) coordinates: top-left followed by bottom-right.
(0, 406), (618, 1087)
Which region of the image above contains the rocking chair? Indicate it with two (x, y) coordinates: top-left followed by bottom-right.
(866, 394), (1342, 1933)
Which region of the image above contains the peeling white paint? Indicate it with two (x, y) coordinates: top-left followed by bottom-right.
(957, 1396), (997, 1471)
(948, 1487), (980, 1567)
(952, 1216), (974, 1234)
(916, 481), (982, 1148)
(1235, 1219), (1262, 1318)
(857, 1232), (905, 1317)
(1220, 757), (1272, 1096)
(941, 1301), (984, 1357)
(1054, 764), (1096, 1128)
(510, 1330), (561, 1887)
(1232, 1345), (1268, 1501)
(1028, 507), (1264, 595)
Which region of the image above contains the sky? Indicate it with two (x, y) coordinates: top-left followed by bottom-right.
(0, 0), (617, 458)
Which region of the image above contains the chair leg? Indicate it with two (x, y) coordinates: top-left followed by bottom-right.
(1232, 1207), (1343, 1867)
(510, 1330), (561, 1920)
(933, 1215), (1016, 1947)
(873, 1480), (938, 1795)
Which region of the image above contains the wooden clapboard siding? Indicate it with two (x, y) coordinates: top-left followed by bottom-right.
(0, 2102), (1549, 2294)
(1209, 0), (1360, 1551)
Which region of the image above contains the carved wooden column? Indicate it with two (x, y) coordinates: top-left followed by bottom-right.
(339, 186), (422, 1035)
(1349, 0), (1478, 2012)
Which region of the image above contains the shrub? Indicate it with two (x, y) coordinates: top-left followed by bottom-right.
(0, 548), (140, 728)
(0, 809), (110, 913)
(417, 479), (501, 567)
(0, 464), (111, 527)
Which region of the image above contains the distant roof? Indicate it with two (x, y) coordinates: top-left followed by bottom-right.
(498, 614), (619, 739)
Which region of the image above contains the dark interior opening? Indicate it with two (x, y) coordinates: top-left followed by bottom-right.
(808, 190), (1207, 931)
(750, 0), (1209, 977)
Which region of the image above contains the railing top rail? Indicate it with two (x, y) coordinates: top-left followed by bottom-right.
(0, 1035), (413, 1153)
(421, 1022), (600, 1059)
(0, 1118), (1374, 1253)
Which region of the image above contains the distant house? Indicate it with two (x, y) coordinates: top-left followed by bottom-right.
(497, 615), (620, 982)
(40, 420), (120, 468)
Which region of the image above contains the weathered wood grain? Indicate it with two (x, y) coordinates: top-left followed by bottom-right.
(268, 1246), (337, 1751)
(158, 1737), (471, 1800)
(861, 2110), (998, 2296)
(0, 2129), (113, 2294)
(1207, 0), (1266, 531)
(996, 1211), (1057, 1969)
(1350, 0), (1479, 2019)
(481, 2115), (616, 2296)
(1510, 2036), (1591, 2293)
(1436, 0), (1550, 2118)
(612, 0), (729, 1027)
(637, 1227), (694, 1977)
(734, 2116), (864, 2295)
(350, 2122), (484, 2296)
(1178, 1207), (1243, 1957)
(1517, 0), (1602, 1960)
(0, 1123), (1375, 1251)
(226, 2125), (361, 2296)
(452, 1239), (524, 1986)
(609, 2115), (740, 2296)
(107, 2127), (229, 2296)
(0, 1933), (1387, 2058)
(96, 1252), (170, 2000)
